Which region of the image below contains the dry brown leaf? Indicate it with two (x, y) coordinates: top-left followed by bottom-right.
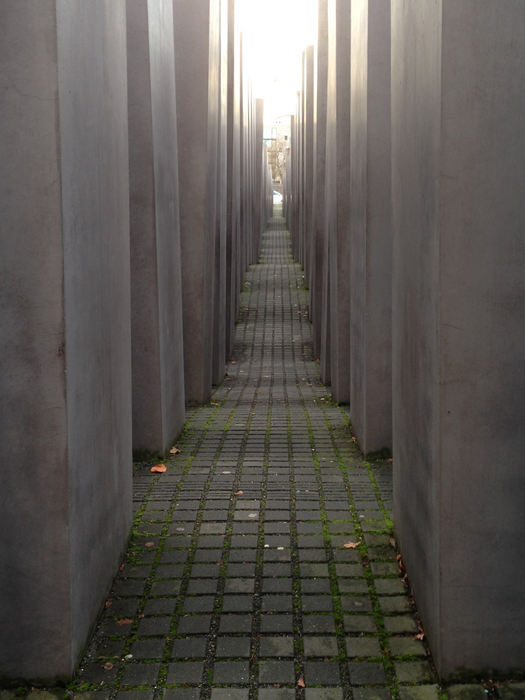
(297, 678), (305, 688)
(104, 662), (114, 670)
(235, 490), (244, 496)
(386, 458), (393, 463)
(145, 541), (155, 548)
(151, 464), (167, 473)
(344, 542), (359, 549)
(169, 446), (180, 455)
(116, 618), (134, 626)
(414, 633), (425, 641)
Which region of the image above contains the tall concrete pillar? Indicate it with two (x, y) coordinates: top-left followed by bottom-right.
(212, 0), (229, 385)
(226, 0), (241, 360)
(0, 0), (131, 681)
(174, 0), (220, 404)
(349, 0), (392, 454)
(393, 0), (525, 679)
(255, 98), (265, 261)
(127, 0), (185, 457)
(304, 45), (315, 295)
(312, 0), (329, 360)
(325, 0), (351, 403)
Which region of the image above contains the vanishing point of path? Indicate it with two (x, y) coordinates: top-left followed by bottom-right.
(75, 215), (436, 700)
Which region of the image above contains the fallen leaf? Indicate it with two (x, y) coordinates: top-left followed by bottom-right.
(116, 618), (134, 626)
(169, 446), (180, 455)
(145, 542), (155, 548)
(344, 542), (359, 549)
(273, 685), (281, 689)
(415, 633), (425, 641)
(103, 663), (114, 670)
(235, 490), (244, 496)
(386, 458), (393, 463)
(105, 600), (111, 608)
(151, 464), (167, 473)
(298, 678), (305, 688)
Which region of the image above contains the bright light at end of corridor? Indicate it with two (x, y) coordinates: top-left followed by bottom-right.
(236, 0), (318, 122)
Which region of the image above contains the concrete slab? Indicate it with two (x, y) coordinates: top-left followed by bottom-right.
(0, 0), (131, 681)
(174, 0), (220, 404)
(127, 0), (185, 456)
(392, 0), (525, 679)
(349, 0), (392, 454)
(325, 0), (351, 403)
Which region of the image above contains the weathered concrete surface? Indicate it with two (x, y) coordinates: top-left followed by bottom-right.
(349, 0), (392, 454)
(0, 0), (131, 682)
(311, 0), (329, 361)
(127, 0), (185, 456)
(304, 45), (315, 297)
(325, 0), (351, 403)
(392, 0), (525, 679)
(212, 0), (228, 386)
(225, 0), (241, 361)
(174, 0), (219, 404)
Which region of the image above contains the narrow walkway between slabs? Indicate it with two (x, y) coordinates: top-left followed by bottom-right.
(76, 215), (436, 700)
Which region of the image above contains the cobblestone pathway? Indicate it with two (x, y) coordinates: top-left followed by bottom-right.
(76, 217), (438, 700)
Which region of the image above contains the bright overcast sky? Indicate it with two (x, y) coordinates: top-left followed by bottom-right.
(236, 0), (318, 123)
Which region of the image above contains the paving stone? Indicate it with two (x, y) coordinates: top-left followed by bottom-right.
(389, 637), (426, 657)
(177, 615), (212, 634)
(260, 614), (294, 633)
(346, 637), (382, 658)
(130, 639), (166, 659)
(171, 638), (207, 658)
(163, 690), (200, 700)
(302, 616), (336, 634)
(259, 691), (296, 700)
(344, 615), (377, 633)
(150, 581), (181, 596)
(216, 637), (251, 658)
(213, 661), (250, 684)
(348, 662), (387, 686)
(384, 615), (418, 634)
(93, 639), (126, 658)
(398, 688), (439, 700)
(304, 662), (341, 685)
(303, 637), (339, 657)
(137, 617), (172, 635)
(183, 596), (215, 613)
(186, 579), (217, 594)
(262, 595), (293, 612)
(262, 578), (293, 593)
(341, 597), (373, 612)
(222, 595), (254, 612)
(497, 683), (525, 700)
(395, 661), (434, 683)
(211, 691), (249, 700)
(166, 661), (204, 684)
(219, 614), (252, 633)
(305, 690), (343, 700)
(121, 663), (160, 686)
(352, 689), (391, 700)
(116, 693), (154, 700)
(447, 688), (487, 700)
(259, 637), (294, 657)
(224, 578), (254, 593)
(374, 579), (405, 595)
(379, 596), (411, 614)
(302, 595), (333, 612)
(259, 660), (295, 684)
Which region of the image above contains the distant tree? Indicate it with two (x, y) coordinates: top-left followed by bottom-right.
(267, 136), (288, 183)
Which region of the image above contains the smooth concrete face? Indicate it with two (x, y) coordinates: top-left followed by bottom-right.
(225, 0), (241, 360)
(325, 0), (351, 403)
(349, 0), (392, 454)
(255, 98), (265, 260)
(314, 0), (329, 363)
(127, 0), (185, 456)
(393, 0), (525, 679)
(174, 0), (219, 404)
(0, 0), (132, 682)
(212, 0), (228, 385)
(304, 46), (315, 300)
